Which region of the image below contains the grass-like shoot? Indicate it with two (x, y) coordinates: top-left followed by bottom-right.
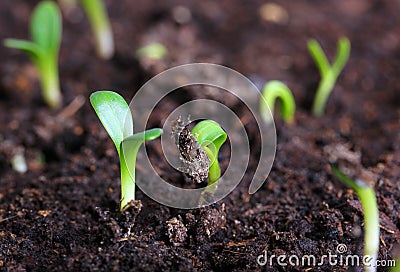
(260, 80), (296, 124)
(331, 165), (379, 272)
(90, 91), (162, 211)
(191, 120), (227, 185)
(136, 42), (168, 60)
(308, 37), (350, 116)
(4, 1), (62, 109)
(79, 0), (114, 60)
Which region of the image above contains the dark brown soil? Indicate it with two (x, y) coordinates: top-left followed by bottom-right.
(0, 0), (399, 271)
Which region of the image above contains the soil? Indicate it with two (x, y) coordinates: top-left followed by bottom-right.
(0, 0), (399, 271)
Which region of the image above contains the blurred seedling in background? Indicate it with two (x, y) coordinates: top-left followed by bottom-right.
(79, 0), (114, 59)
(332, 165), (379, 272)
(308, 37), (350, 116)
(90, 91), (162, 211)
(260, 80), (296, 124)
(4, 1), (62, 109)
(136, 42), (168, 61)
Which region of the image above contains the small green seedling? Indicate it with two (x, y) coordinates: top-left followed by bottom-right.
(90, 91), (162, 211)
(332, 165), (379, 272)
(4, 1), (62, 109)
(260, 80), (296, 124)
(79, 0), (114, 60)
(191, 120), (227, 185)
(136, 42), (168, 60)
(308, 37), (350, 116)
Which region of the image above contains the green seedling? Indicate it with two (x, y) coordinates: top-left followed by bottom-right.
(4, 1), (62, 109)
(136, 42), (168, 60)
(260, 80), (296, 124)
(332, 165), (379, 272)
(79, 0), (114, 59)
(90, 91), (162, 211)
(191, 120), (227, 185)
(308, 37), (350, 116)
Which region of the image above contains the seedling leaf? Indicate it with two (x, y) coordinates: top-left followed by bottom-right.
(332, 37), (351, 74)
(191, 120), (227, 184)
(90, 91), (133, 155)
(3, 39), (42, 62)
(307, 39), (330, 77)
(31, 1), (61, 55)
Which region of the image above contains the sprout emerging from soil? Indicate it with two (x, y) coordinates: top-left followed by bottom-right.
(90, 91), (162, 211)
(308, 37), (350, 116)
(4, 1), (62, 109)
(136, 43), (168, 60)
(260, 80), (296, 124)
(172, 117), (227, 185)
(331, 165), (379, 272)
(79, 0), (114, 60)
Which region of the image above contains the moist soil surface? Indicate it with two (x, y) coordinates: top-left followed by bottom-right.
(0, 0), (399, 271)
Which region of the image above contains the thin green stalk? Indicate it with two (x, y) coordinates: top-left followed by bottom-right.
(332, 165), (379, 272)
(39, 56), (61, 109)
(120, 129), (162, 211)
(80, 0), (114, 59)
(202, 145), (220, 185)
(119, 142), (138, 211)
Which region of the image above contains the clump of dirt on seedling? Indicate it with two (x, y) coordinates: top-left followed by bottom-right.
(171, 116), (210, 183)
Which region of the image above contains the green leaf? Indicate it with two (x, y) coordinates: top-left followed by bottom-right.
(191, 120), (227, 184)
(90, 91), (134, 155)
(124, 128), (163, 143)
(332, 37), (351, 76)
(191, 120), (227, 152)
(307, 39), (330, 77)
(3, 39), (42, 62)
(31, 1), (62, 55)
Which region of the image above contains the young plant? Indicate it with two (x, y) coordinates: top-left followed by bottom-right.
(4, 1), (62, 109)
(260, 80), (296, 124)
(331, 165), (379, 272)
(79, 0), (114, 60)
(90, 91), (162, 211)
(191, 120), (227, 185)
(136, 42), (168, 60)
(308, 37), (350, 116)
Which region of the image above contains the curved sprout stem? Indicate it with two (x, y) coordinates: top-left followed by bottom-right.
(260, 80), (296, 124)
